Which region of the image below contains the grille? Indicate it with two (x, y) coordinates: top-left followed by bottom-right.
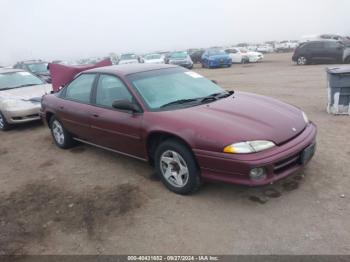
(273, 153), (301, 174)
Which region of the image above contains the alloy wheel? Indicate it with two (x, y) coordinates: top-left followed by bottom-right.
(52, 120), (65, 145)
(297, 56), (307, 65)
(0, 114), (4, 129)
(160, 150), (189, 188)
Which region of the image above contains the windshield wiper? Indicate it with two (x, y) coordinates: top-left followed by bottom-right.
(200, 90), (234, 103)
(160, 98), (198, 108)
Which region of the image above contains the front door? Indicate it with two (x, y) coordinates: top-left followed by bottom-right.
(89, 74), (145, 159)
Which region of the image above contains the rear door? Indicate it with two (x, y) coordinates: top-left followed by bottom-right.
(57, 73), (97, 140)
(324, 41), (344, 63)
(309, 42), (327, 62)
(89, 74), (145, 159)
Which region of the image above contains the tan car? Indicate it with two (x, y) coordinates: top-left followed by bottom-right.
(0, 68), (52, 130)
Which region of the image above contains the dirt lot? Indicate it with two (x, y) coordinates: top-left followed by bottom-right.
(0, 53), (349, 255)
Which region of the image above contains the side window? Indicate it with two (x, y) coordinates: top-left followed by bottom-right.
(96, 74), (133, 108)
(324, 42), (339, 49)
(65, 74), (96, 103)
(311, 42), (324, 49)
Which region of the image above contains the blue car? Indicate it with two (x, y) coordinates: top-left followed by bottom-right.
(201, 49), (232, 69)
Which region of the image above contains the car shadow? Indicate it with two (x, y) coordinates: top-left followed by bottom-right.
(197, 173), (304, 204)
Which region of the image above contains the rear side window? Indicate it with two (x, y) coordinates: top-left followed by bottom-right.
(95, 74), (133, 108)
(65, 74), (96, 103)
(309, 42), (324, 49)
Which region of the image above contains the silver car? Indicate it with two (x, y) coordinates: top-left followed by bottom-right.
(0, 68), (52, 130)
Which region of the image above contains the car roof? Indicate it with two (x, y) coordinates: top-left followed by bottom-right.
(84, 64), (178, 76)
(0, 68), (24, 74)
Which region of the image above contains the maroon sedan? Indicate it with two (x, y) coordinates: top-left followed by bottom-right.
(40, 64), (316, 194)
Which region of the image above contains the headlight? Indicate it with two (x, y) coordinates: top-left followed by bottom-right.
(223, 140), (276, 154)
(302, 111), (309, 124)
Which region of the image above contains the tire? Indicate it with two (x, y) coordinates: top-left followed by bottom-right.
(155, 139), (201, 195)
(49, 116), (75, 149)
(297, 56), (308, 65)
(0, 112), (11, 131)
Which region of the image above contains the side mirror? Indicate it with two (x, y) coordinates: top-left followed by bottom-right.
(112, 100), (141, 113)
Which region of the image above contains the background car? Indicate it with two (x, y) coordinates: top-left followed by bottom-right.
(167, 51), (193, 69)
(142, 54), (165, 64)
(225, 48), (249, 63)
(275, 40), (300, 52)
(189, 49), (205, 64)
(118, 53), (140, 64)
(256, 44), (274, 53)
(227, 47), (263, 63)
(292, 40), (350, 65)
(0, 68), (52, 130)
(13, 60), (51, 83)
(201, 49), (232, 68)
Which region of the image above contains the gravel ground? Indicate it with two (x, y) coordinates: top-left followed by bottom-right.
(0, 53), (349, 255)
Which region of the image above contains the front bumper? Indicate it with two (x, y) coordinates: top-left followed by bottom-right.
(194, 122), (317, 186)
(208, 60), (232, 67)
(2, 104), (41, 124)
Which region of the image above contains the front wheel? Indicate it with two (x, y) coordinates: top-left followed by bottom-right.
(50, 117), (76, 149)
(297, 56), (308, 65)
(0, 112), (11, 131)
(155, 139), (201, 195)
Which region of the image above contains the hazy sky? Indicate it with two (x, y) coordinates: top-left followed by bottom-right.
(1, 0), (350, 65)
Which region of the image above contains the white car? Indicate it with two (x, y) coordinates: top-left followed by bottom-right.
(275, 41), (299, 52)
(227, 48), (263, 63)
(225, 48), (249, 63)
(143, 54), (165, 64)
(118, 53), (140, 65)
(256, 44), (274, 53)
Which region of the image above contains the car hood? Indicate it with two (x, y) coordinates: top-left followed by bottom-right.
(208, 54), (230, 60)
(119, 59), (139, 64)
(156, 92), (306, 149)
(247, 51), (263, 56)
(0, 84), (52, 100)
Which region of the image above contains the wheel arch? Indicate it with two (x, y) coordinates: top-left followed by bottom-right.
(45, 111), (55, 127)
(146, 131), (197, 166)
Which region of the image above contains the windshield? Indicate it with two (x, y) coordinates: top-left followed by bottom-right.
(0, 71), (44, 90)
(169, 52), (187, 59)
(120, 54), (137, 60)
(128, 68), (223, 110)
(26, 63), (49, 73)
(144, 54), (161, 60)
(208, 49), (226, 56)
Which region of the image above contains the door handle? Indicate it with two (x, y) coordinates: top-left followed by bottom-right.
(59, 106), (64, 110)
(92, 113), (99, 118)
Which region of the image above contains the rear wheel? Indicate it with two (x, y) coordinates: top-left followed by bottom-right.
(0, 112), (10, 131)
(297, 56), (308, 65)
(50, 117), (75, 149)
(155, 139), (201, 195)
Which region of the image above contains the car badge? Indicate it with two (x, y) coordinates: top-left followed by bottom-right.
(292, 128), (297, 132)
